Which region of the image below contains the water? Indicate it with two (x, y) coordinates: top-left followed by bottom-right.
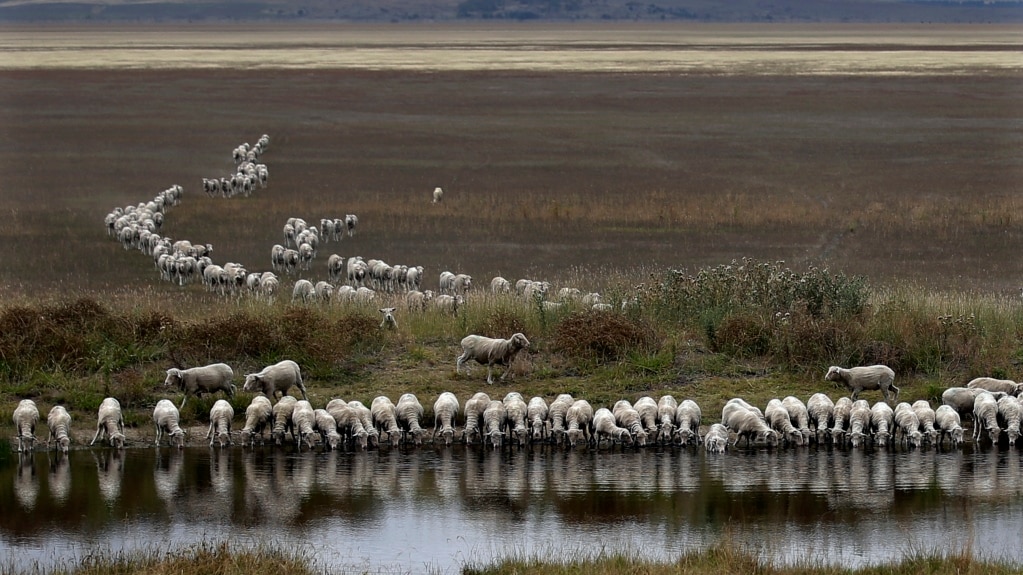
(2, 444), (1022, 573)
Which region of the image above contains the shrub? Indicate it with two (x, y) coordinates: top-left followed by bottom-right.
(552, 311), (656, 363)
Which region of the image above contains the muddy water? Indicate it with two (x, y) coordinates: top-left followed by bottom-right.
(1, 443), (1021, 572)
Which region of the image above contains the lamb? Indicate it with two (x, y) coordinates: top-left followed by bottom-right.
(314, 409), (343, 450)
(674, 399), (702, 446)
(634, 396), (660, 438)
(824, 364), (899, 402)
(721, 401), (777, 447)
(379, 307), (397, 330)
(766, 399), (804, 446)
(996, 395), (1022, 445)
(967, 377), (1023, 396)
(934, 405), (965, 447)
(456, 333), (530, 385)
(90, 397), (126, 449)
(503, 392), (529, 446)
(704, 423), (729, 453)
(482, 400), (507, 448)
(207, 399), (235, 448)
(656, 395), (678, 444)
(462, 392), (491, 445)
(396, 393), (426, 446)
(432, 187), (443, 203)
(893, 402), (923, 447)
(973, 391), (1002, 445)
(371, 396), (403, 447)
(46, 405), (72, 453)
(164, 362), (236, 409)
(912, 400), (939, 445)
(13, 399), (39, 453)
(239, 395), (273, 447)
(547, 393), (574, 445)
(432, 392), (460, 445)
(271, 395), (298, 446)
(830, 397), (854, 445)
(153, 399), (186, 448)
(346, 400), (379, 448)
(846, 399), (872, 448)
(527, 396), (549, 443)
(870, 401), (895, 446)
(592, 408), (634, 448)
(290, 400), (317, 450)
(781, 396), (812, 444)
(565, 399), (593, 447)
(243, 360), (308, 401)
(942, 386), (1007, 420)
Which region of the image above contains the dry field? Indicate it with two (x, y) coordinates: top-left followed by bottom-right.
(1, 24), (1021, 300)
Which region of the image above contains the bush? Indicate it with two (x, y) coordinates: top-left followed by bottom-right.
(552, 311), (656, 363)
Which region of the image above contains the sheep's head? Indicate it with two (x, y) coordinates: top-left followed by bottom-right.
(824, 366), (842, 382)
(762, 429), (779, 446)
(487, 430), (504, 448)
(440, 426), (455, 446)
(988, 427), (1003, 445)
(164, 369), (182, 387)
(242, 374), (262, 393)
(170, 430), (185, 449)
(951, 427), (964, 445)
(849, 431), (865, 448)
(1008, 429), (1019, 446)
(328, 432), (342, 451)
(510, 333), (530, 350)
(618, 429), (634, 446)
(240, 429), (253, 446)
(111, 433), (125, 450)
(57, 436), (71, 453)
(633, 430), (649, 447)
(875, 430), (891, 446)
(658, 422), (674, 444)
(567, 429), (584, 447)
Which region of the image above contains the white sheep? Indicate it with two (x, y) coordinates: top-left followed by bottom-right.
(462, 392), (491, 445)
(239, 395), (273, 447)
(291, 400), (317, 450)
(371, 396), (402, 447)
(973, 391), (1002, 445)
(482, 399), (507, 448)
(613, 402), (648, 447)
(314, 281), (335, 303)
(405, 289), (434, 312)
(704, 423), (729, 453)
(90, 397), (125, 449)
(346, 400), (379, 448)
(327, 400), (369, 449)
(674, 399), (702, 446)
(396, 393), (426, 446)
(314, 409), (343, 450)
(565, 399), (594, 447)
(379, 307), (397, 330)
(292, 279), (315, 303)
(456, 332), (530, 385)
(830, 396), (853, 445)
(996, 395), (1022, 445)
(893, 402), (922, 447)
(825, 364), (899, 402)
(491, 276), (511, 294)
(207, 399), (235, 448)
(722, 401), (777, 447)
(634, 396), (660, 438)
(656, 395), (678, 444)
(503, 392), (529, 446)
(967, 376), (1023, 396)
(592, 408), (634, 448)
(934, 405), (964, 447)
(432, 392), (460, 445)
(164, 362), (236, 409)
(847, 399), (872, 448)
(46, 405), (72, 453)
(942, 386), (1007, 420)
(870, 401), (895, 446)
(766, 398), (804, 446)
(13, 400), (39, 453)
(527, 396), (549, 443)
(781, 396), (812, 444)
(153, 399), (185, 448)
(912, 400), (939, 445)
(243, 360), (308, 401)
(432, 187), (443, 203)
(432, 293), (463, 315)
(271, 395), (298, 446)
(547, 393), (574, 445)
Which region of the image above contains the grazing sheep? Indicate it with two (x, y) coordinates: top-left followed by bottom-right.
(996, 395), (1022, 445)
(290, 400), (317, 450)
(704, 423), (729, 453)
(592, 408), (634, 448)
(491, 276), (511, 294)
(432, 392), (460, 446)
(565, 399), (594, 447)
(870, 401), (895, 447)
(239, 396), (273, 447)
(346, 400), (379, 448)
(973, 391), (1002, 445)
(396, 393), (426, 446)
(547, 394), (574, 445)
(13, 400), (39, 453)
(329, 401), (369, 449)
(942, 386), (1007, 420)
(90, 397), (125, 449)
(432, 187), (443, 203)
(846, 399), (872, 448)
(934, 405), (965, 448)
(164, 362), (236, 409)
(781, 396), (813, 444)
(674, 399), (702, 446)
(153, 399), (185, 449)
(243, 360), (308, 401)
(314, 409), (343, 451)
(893, 402), (923, 447)
(271, 396), (298, 446)
(912, 400), (939, 445)
(46, 405), (72, 453)
(482, 400), (507, 448)
(527, 396), (549, 443)
(656, 395), (678, 444)
(432, 293), (463, 315)
(967, 377), (1023, 396)
(825, 365), (899, 402)
(722, 401), (777, 447)
(371, 396), (402, 447)
(207, 399), (235, 448)
(462, 392), (491, 445)
(634, 396), (660, 438)
(405, 289), (433, 312)
(809, 393), (839, 440)
(766, 399), (805, 446)
(379, 307), (398, 330)
(503, 392), (529, 446)
(456, 333), (530, 385)
(614, 403), (648, 447)
(830, 397), (854, 445)
(292, 279), (315, 303)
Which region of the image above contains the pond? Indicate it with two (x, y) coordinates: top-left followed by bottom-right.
(1, 443), (1021, 573)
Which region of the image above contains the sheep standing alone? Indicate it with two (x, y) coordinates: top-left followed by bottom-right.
(547, 394), (574, 445)
(674, 399), (702, 446)
(934, 405), (965, 447)
(396, 393), (426, 446)
(243, 360), (308, 401)
(825, 365), (899, 402)
(996, 395), (1022, 445)
(153, 399), (186, 448)
(271, 396), (298, 446)
(379, 307), (397, 330)
(870, 401), (895, 446)
(806, 393), (835, 443)
(704, 423), (729, 453)
(207, 399), (235, 448)
(46, 405), (72, 453)
(239, 396), (273, 447)
(461, 392), (491, 445)
(432, 187), (444, 203)
(456, 333), (530, 385)
(13, 400), (40, 453)
(527, 396), (549, 443)
(491, 276), (511, 294)
(90, 397), (126, 449)
(893, 402), (922, 447)
(592, 408), (634, 448)
(164, 362), (236, 409)
(656, 395), (678, 444)
(433, 392), (460, 445)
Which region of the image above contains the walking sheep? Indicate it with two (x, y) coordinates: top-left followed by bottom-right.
(90, 397), (125, 449)
(825, 364), (899, 402)
(934, 405), (965, 447)
(967, 377), (1023, 397)
(46, 405), (72, 454)
(433, 392), (460, 446)
(207, 399), (235, 448)
(456, 333), (530, 385)
(164, 362), (236, 409)
(239, 395), (273, 447)
(153, 399), (186, 448)
(13, 399), (39, 453)
(243, 360), (308, 401)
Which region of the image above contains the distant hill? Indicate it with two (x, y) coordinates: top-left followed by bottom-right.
(0, 0), (1021, 23)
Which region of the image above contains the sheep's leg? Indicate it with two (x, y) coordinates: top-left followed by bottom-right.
(155, 423), (162, 446)
(486, 365), (495, 385)
(90, 424), (104, 446)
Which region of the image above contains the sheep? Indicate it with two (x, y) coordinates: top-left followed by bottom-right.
(934, 405), (965, 447)
(379, 307), (397, 330)
(557, 287), (581, 302)
(656, 395), (678, 444)
(634, 396), (660, 438)
(565, 399), (594, 447)
(723, 397), (765, 421)
(474, 400), (503, 448)
(870, 401), (895, 447)
(396, 393), (426, 446)
(781, 396), (812, 444)
(491, 276), (511, 294)
(290, 400), (317, 450)
(824, 364), (899, 402)
(327, 400), (369, 449)
(346, 400), (379, 448)
(345, 214), (358, 237)
(243, 360), (308, 401)
(292, 279), (315, 303)
(433, 293), (463, 315)
(432, 392), (460, 445)
(547, 394), (574, 445)
(674, 399), (702, 446)
(893, 402), (923, 447)
(260, 274), (280, 302)
(164, 362), (236, 409)
(153, 399), (185, 448)
(846, 399), (872, 448)
(722, 401), (777, 447)
(704, 423), (729, 453)
(973, 391), (1002, 445)
(967, 377), (1023, 396)
(592, 408), (634, 448)
(46, 405), (72, 453)
(313, 409), (343, 451)
(996, 395), (1022, 445)
(829, 397), (854, 445)
(614, 403), (648, 447)
(239, 395), (273, 447)
(271, 396), (298, 446)
(207, 399), (235, 448)
(432, 187), (443, 203)
(13, 399), (39, 453)
(942, 386), (1007, 420)
(90, 397), (125, 449)
(371, 396), (403, 447)
(766, 398), (805, 446)
(527, 396), (549, 443)
(456, 333), (530, 385)
(314, 281), (335, 303)
(503, 392), (529, 446)
(912, 400), (939, 445)
(462, 392), (491, 445)
(405, 289), (433, 312)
